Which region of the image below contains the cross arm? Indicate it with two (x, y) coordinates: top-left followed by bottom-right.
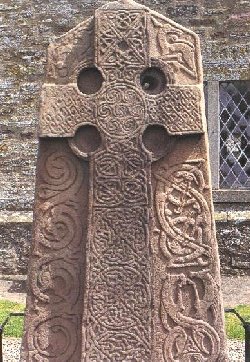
(39, 85), (96, 137)
(146, 85), (204, 135)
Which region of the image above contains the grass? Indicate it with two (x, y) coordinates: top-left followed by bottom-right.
(0, 300), (25, 338)
(0, 300), (249, 340)
(225, 304), (250, 340)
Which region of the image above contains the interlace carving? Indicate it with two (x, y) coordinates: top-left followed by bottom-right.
(96, 10), (148, 70)
(40, 83), (203, 137)
(22, 1), (227, 361)
(155, 163), (211, 267)
(161, 273), (220, 361)
(84, 139), (152, 360)
(147, 86), (202, 134)
(153, 162), (224, 361)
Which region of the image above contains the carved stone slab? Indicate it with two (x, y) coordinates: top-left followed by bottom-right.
(21, 0), (228, 361)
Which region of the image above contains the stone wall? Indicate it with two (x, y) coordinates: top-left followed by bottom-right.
(218, 221), (250, 275)
(0, 221), (31, 276)
(0, 0), (250, 277)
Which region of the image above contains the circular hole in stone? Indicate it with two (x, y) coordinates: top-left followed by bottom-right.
(118, 40), (129, 51)
(77, 67), (103, 95)
(73, 125), (102, 154)
(142, 125), (174, 159)
(140, 67), (166, 95)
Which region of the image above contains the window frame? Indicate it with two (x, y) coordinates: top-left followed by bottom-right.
(206, 81), (250, 203)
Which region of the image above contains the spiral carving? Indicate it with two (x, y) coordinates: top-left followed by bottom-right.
(31, 257), (81, 307)
(39, 203), (82, 250)
(31, 316), (78, 361)
(38, 151), (79, 200)
(22, 142), (85, 361)
(96, 84), (145, 138)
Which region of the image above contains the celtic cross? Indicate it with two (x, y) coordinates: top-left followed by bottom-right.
(21, 1), (228, 361)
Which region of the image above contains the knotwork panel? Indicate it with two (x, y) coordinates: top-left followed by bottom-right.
(152, 152), (227, 361)
(84, 139), (152, 360)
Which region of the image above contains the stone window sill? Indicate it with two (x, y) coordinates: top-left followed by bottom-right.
(213, 190), (250, 203)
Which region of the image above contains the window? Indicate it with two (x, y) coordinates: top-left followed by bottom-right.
(206, 80), (250, 202)
(219, 81), (250, 189)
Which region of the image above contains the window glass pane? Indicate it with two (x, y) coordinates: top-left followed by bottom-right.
(219, 81), (250, 189)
